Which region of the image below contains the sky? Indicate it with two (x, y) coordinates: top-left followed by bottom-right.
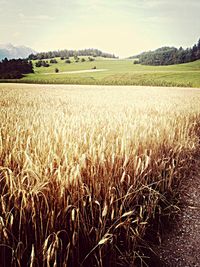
(0, 0), (200, 57)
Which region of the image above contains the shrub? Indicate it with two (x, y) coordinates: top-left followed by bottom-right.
(35, 60), (50, 67)
(50, 59), (58, 64)
(88, 57), (95, 61)
(35, 61), (42, 67)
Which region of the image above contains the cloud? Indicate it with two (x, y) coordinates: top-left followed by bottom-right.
(114, 0), (200, 11)
(13, 31), (21, 38)
(18, 13), (55, 21)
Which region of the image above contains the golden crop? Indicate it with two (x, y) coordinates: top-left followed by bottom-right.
(0, 84), (200, 266)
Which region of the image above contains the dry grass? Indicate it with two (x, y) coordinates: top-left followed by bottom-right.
(0, 84), (200, 266)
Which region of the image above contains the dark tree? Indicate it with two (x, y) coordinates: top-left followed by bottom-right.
(28, 49), (117, 61)
(35, 60), (50, 67)
(0, 58), (34, 79)
(88, 57), (95, 62)
(131, 39), (200, 66)
(197, 39), (200, 59)
(50, 59), (58, 64)
(28, 54), (37, 60)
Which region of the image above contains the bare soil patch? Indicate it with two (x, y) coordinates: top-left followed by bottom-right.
(44, 69), (108, 75)
(154, 151), (200, 266)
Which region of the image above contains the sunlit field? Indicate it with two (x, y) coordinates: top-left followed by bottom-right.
(1, 58), (200, 87)
(22, 58), (200, 87)
(0, 84), (200, 266)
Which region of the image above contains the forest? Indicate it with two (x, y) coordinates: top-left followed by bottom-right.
(0, 58), (34, 79)
(132, 39), (200, 65)
(28, 48), (117, 60)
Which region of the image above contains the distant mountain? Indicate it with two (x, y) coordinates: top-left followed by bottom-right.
(0, 43), (36, 60)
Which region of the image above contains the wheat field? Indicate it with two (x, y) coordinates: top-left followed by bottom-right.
(0, 84), (200, 266)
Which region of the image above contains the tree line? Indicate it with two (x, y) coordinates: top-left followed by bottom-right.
(0, 58), (34, 79)
(132, 39), (200, 65)
(29, 48), (117, 60)
(34, 56), (96, 69)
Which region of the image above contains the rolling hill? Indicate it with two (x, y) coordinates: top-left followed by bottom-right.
(130, 39), (200, 66)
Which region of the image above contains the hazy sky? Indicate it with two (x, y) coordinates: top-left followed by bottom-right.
(1, 0), (200, 57)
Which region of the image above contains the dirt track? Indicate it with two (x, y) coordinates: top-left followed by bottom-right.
(44, 69), (108, 75)
(156, 152), (200, 267)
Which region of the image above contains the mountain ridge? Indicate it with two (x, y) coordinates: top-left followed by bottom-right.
(0, 43), (37, 60)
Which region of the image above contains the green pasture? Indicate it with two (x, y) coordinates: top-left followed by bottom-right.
(3, 57), (200, 87)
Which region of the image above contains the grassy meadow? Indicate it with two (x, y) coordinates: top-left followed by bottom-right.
(1, 57), (200, 87)
(0, 83), (200, 266)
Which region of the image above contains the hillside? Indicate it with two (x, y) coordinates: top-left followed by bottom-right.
(0, 43), (36, 60)
(1, 52), (200, 87)
(0, 56), (198, 88)
(130, 39), (200, 66)
(28, 48), (117, 60)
